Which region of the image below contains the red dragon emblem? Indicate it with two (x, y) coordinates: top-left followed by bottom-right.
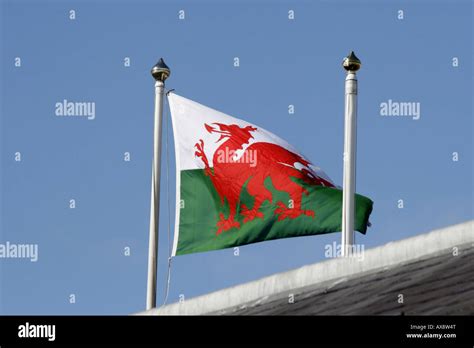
(194, 122), (335, 235)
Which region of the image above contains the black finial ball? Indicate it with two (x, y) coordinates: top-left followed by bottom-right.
(342, 51), (361, 72)
(151, 58), (170, 81)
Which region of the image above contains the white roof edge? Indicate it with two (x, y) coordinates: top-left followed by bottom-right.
(136, 220), (473, 316)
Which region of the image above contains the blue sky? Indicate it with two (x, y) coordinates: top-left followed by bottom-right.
(0, 0), (472, 314)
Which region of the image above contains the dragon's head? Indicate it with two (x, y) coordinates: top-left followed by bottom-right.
(204, 122), (257, 146)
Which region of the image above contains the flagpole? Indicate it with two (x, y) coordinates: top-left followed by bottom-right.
(341, 51), (361, 257)
(146, 58), (170, 310)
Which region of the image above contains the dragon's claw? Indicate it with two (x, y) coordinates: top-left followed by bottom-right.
(216, 213), (240, 235)
(274, 201), (315, 221)
(240, 204), (264, 223)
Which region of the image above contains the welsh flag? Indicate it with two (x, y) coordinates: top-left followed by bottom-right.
(169, 93), (373, 256)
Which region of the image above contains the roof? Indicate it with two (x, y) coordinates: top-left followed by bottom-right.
(213, 244), (474, 315)
(138, 220), (473, 315)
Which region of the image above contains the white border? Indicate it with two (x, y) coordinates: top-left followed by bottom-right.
(168, 92), (181, 257)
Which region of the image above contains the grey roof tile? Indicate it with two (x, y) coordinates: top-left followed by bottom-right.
(221, 246), (474, 315)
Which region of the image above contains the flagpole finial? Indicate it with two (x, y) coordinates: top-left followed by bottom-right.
(342, 51), (361, 72)
(151, 58), (171, 82)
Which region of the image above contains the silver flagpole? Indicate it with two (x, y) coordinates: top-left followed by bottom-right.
(146, 58), (170, 310)
(341, 51), (361, 257)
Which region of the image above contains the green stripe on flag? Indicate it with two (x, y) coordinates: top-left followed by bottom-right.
(176, 169), (373, 256)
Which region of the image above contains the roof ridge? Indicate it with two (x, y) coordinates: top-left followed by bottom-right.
(138, 220), (473, 315)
